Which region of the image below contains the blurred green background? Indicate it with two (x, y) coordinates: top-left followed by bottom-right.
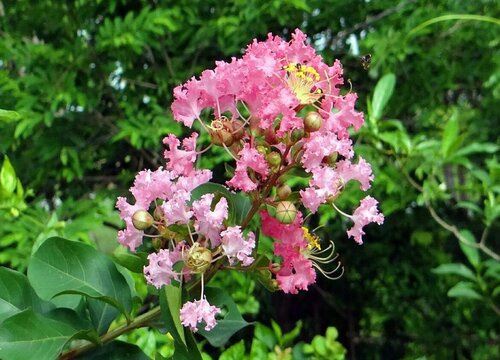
(1, 0), (499, 359)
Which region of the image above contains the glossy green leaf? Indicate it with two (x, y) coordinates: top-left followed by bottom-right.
(0, 267), (54, 323)
(113, 252), (148, 273)
(0, 109), (21, 122)
(197, 287), (250, 347)
(160, 283), (186, 346)
(76, 340), (150, 359)
(0, 309), (87, 360)
(371, 73), (396, 121)
(220, 340), (246, 360)
(432, 263), (476, 281)
(27, 237), (132, 319)
(447, 281), (483, 300)
(171, 330), (202, 360)
(0, 155), (17, 194)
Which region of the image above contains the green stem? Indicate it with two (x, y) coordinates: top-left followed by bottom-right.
(58, 306), (162, 359)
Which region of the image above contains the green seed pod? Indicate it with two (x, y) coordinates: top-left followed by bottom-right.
(132, 210), (154, 230)
(326, 152), (338, 166)
(304, 111), (322, 133)
(275, 201), (297, 224)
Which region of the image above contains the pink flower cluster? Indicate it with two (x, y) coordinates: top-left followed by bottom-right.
(117, 29), (385, 333)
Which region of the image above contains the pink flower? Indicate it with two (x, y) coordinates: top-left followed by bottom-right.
(220, 226), (255, 266)
(161, 190), (194, 225)
(347, 196), (384, 244)
(227, 144), (269, 192)
(301, 132), (353, 172)
(144, 248), (183, 288)
(260, 211), (315, 293)
(192, 194), (228, 246)
(117, 225), (143, 252)
(171, 78), (204, 127)
(180, 298), (221, 332)
(163, 133), (199, 177)
(336, 157), (373, 191)
(276, 256), (316, 294)
(130, 168), (174, 206)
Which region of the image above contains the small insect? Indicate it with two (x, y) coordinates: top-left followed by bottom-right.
(360, 54), (372, 70)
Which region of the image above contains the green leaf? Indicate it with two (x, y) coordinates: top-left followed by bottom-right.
(447, 281), (483, 300)
(0, 309), (87, 360)
(113, 252), (148, 273)
(220, 340), (246, 360)
(371, 73), (396, 121)
(27, 237), (132, 320)
(160, 283), (186, 346)
(432, 263), (476, 281)
(441, 111), (460, 158)
(0, 109), (21, 122)
(76, 340), (151, 359)
(172, 330), (202, 360)
(254, 322), (276, 350)
(197, 287), (250, 347)
(0, 155), (17, 194)
(0, 267), (54, 323)
(458, 230), (480, 268)
(452, 142), (499, 158)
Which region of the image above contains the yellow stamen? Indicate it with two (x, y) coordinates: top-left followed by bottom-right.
(283, 62), (323, 105)
(302, 226), (321, 250)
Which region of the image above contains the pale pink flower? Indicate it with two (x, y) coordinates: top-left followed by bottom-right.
(175, 169), (212, 193)
(325, 93), (364, 138)
(336, 157), (373, 191)
(192, 194), (228, 246)
(171, 78), (204, 127)
(130, 168), (174, 206)
(180, 298), (221, 332)
(347, 196), (384, 244)
(220, 226), (255, 266)
(161, 190), (194, 225)
(143, 248), (183, 288)
(163, 133), (198, 177)
(227, 144), (268, 192)
(117, 225), (143, 252)
(301, 132), (353, 172)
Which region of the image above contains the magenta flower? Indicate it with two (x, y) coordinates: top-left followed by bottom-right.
(227, 143), (269, 192)
(220, 226), (255, 266)
(180, 298), (221, 332)
(347, 196), (385, 244)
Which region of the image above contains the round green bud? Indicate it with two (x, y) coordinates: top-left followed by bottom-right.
(304, 111), (323, 133)
(132, 210), (154, 230)
(277, 184), (292, 200)
(275, 201), (297, 224)
(266, 151), (281, 167)
(291, 128), (305, 142)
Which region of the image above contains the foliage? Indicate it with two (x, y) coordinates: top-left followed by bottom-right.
(1, 0), (499, 359)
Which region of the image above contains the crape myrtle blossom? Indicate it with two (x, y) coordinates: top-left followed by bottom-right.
(117, 29), (384, 336)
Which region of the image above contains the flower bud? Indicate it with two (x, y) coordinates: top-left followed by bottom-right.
(186, 244), (213, 273)
(275, 201), (297, 224)
(210, 128), (234, 146)
(152, 237), (162, 250)
(265, 127), (279, 145)
(132, 210), (154, 230)
(256, 144), (270, 155)
(291, 128), (305, 142)
(277, 184), (292, 200)
(266, 151), (281, 167)
(231, 119), (246, 141)
(326, 152), (338, 166)
(304, 111), (322, 133)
